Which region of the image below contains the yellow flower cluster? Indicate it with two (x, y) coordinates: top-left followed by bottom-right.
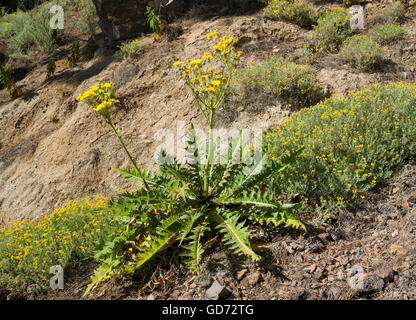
(173, 32), (242, 114)
(76, 82), (119, 118)
(263, 0), (316, 28)
(265, 82), (416, 206)
(0, 196), (110, 292)
(311, 7), (353, 52)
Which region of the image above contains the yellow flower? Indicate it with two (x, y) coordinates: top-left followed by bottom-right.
(210, 80), (221, 87)
(173, 61), (182, 66)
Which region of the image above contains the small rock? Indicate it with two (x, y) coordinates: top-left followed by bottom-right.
(205, 279), (229, 300)
(391, 230), (399, 238)
(147, 294), (155, 300)
(347, 265), (364, 277)
(314, 269), (324, 280)
(390, 244), (405, 255)
(328, 275), (336, 282)
(237, 269), (248, 281)
(318, 233), (330, 240)
(310, 264), (317, 273)
(347, 273), (384, 293)
(375, 267), (394, 283)
(247, 272), (263, 286)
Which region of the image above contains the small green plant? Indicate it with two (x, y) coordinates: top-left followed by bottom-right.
(0, 64), (22, 100)
(80, 32), (305, 295)
(339, 35), (385, 71)
(49, 114), (59, 122)
(236, 55), (324, 109)
(293, 45), (317, 65)
(264, 0), (317, 29)
(65, 41), (80, 67)
(0, 7), (7, 18)
(58, 87), (71, 98)
(369, 23), (406, 44)
(118, 38), (148, 60)
(312, 7), (353, 53)
(46, 59), (56, 78)
(145, 6), (166, 38)
(265, 82), (416, 210)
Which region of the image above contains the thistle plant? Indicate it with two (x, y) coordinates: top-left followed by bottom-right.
(81, 33), (305, 296)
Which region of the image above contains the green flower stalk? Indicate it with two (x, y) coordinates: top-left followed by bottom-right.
(76, 82), (143, 184)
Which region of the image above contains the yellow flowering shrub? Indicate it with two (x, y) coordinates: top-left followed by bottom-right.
(265, 82), (416, 209)
(264, 0), (317, 29)
(369, 23), (406, 45)
(312, 7), (353, 52)
(0, 196), (111, 293)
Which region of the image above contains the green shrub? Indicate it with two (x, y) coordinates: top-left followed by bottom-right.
(265, 82), (416, 209)
(312, 7), (353, 53)
(380, 3), (405, 23)
(339, 35), (385, 71)
(369, 23), (406, 44)
(2, 2), (62, 58)
(293, 45), (317, 65)
(236, 55), (324, 109)
(118, 38), (149, 60)
(0, 196), (111, 293)
(264, 0), (317, 29)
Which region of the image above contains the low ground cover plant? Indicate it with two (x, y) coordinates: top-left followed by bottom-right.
(293, 45), (317, 65)
(339, 35), (385, 71)
(264, 0), (317, 29)
(236, 55), (324, 109)
(312, 7), (353, 52)
(0, 196), (111, 294)
(265, 82), (416, 211)
(369, 23), (406, 44)
(119, 38), (149, 60)
(78, 32), (306, 295)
